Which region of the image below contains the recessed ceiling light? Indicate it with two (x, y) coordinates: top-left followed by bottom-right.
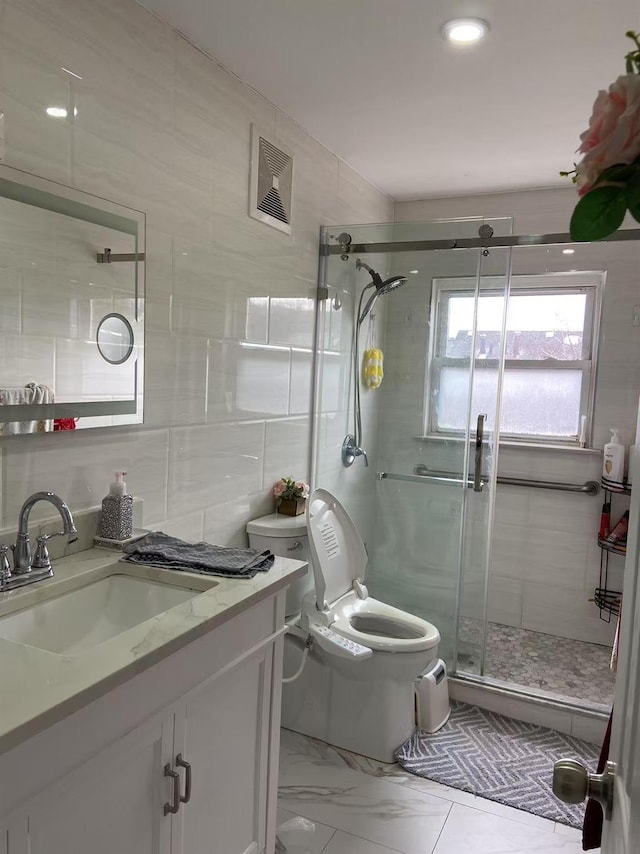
(441, 18), (490, 45)
(409, 269), (419, 275)
(562, 248), (575, 255)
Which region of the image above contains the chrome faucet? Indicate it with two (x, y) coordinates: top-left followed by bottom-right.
(1, 492), (78, 592)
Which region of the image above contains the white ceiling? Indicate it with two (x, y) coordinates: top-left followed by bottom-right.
(140, 0), (637, 200)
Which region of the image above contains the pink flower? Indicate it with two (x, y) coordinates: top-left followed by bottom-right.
(295, 481), (310, 499)
(272, 481), (286, 498)
(575, 73), (640, 196)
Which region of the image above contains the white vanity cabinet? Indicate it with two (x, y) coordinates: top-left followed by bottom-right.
(172, 642), (275, 854)
(25, 712), (174, 854)
(0, 587), (290, 854)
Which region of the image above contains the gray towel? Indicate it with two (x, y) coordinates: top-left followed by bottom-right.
(121, 532), (274, 578)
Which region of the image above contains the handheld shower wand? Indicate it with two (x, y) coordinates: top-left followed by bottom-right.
(342, 260), (408, 467)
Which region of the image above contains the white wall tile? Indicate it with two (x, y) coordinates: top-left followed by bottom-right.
(0, 0), (389, 551)
(207, 341), (291, 422)
(263, 417), (310, 490)
(154, 510), (205, 543)
(203, 490), (274, 547)
(289, 349), (313, 416)
(168, 421), (265, 518)
(2, 427), (170, 526)
(522, 583), (616, 646)
(486, 575), (523, 627)
(144, 334), (208, 427)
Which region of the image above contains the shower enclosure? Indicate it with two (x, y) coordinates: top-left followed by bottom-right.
(312, 216), (640, 710)
(312, 217), (513, 679)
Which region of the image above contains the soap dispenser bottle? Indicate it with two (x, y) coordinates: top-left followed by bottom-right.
(99, 471), (134, 540)
(603, 429), (625, 488)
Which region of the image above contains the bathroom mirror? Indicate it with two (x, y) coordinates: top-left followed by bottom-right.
(0, 164), (145, 435)
(97, 313), (135, 365)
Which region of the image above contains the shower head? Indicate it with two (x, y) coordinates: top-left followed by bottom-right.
(378, 274), (407, 295)
(355, 259), (407, 324)
(356, 258), (407, 294)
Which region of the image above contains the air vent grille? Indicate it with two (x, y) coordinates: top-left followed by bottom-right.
(250, 128), (293, 234)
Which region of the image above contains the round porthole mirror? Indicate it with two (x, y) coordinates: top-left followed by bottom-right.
(96, 313), (134, 365)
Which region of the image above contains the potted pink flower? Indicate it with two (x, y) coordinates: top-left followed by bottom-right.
(273, 477), (310, 516)
(562, 31), (640, 240)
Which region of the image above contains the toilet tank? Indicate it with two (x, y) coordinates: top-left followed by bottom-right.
(246, 513), (314, 618)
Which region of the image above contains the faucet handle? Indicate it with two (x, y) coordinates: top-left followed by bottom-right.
(32, 534), (57, 571)
(37, 531), (66, 542)
(0, 545), (11, 587)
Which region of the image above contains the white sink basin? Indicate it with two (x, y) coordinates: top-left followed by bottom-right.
(0, 574), (204, 655)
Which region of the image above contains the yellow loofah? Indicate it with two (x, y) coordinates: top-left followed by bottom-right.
(363, 348), (384, 389)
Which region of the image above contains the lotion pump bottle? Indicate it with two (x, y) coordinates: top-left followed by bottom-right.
(99, 471), (134, 540)
(603, 429), (625, 488)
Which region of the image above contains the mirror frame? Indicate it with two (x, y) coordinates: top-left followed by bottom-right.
(0, 163), (145, 432)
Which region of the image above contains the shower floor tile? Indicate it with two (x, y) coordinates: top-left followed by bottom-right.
(457, 620), (615, 707)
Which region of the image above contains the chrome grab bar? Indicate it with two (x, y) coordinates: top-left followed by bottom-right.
(378, 466), (600, 496)
(496, 476), (600, 495)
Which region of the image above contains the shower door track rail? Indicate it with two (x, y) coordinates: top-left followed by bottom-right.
(377, 469), (600, 495)
(324, 228), (640, 255)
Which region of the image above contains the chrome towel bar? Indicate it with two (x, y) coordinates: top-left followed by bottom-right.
(377, 467), (600, 496)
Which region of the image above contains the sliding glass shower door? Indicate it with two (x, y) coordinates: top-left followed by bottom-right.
(314, 219), (512, 675)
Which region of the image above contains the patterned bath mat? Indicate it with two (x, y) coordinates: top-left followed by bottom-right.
(395, 701), (600, 828)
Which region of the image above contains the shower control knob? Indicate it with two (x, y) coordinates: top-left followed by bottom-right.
(552, 759), (616, 819)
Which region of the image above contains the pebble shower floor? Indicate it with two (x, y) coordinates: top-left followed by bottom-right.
(458, 620), (615, 706)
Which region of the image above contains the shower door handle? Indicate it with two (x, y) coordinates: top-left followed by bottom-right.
(473, 414), (486, 493)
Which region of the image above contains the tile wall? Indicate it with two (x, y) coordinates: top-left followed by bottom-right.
(384, 188), (640, 647)
(0, 0), (392, 535)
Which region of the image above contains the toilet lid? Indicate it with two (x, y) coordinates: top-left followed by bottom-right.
(306, 488), (368, 609)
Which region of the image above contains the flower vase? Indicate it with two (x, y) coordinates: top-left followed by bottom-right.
(277, 498), (306, 517)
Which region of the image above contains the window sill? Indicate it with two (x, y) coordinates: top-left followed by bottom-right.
(413, 435), (602, 455)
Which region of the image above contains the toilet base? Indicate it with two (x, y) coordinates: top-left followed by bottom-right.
(281, 635), (435, 763)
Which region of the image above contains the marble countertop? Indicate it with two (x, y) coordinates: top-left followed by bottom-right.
(0, 547), (307, 753)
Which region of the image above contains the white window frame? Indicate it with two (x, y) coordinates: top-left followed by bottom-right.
(425, 272), (604, 447)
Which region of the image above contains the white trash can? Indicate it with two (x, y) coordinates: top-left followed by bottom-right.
(415, 659), (450, 733)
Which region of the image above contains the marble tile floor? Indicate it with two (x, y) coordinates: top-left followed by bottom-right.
(457, 620), (615, 707)
(278, 728), (597, 853)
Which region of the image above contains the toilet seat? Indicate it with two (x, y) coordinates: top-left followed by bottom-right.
(329, 590), (440, 653)
(305, 488), (440, 655)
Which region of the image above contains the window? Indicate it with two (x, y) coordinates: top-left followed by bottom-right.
(427, 273), (602, 445)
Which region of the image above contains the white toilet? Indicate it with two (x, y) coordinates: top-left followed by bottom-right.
(247, 488), (448, 762)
